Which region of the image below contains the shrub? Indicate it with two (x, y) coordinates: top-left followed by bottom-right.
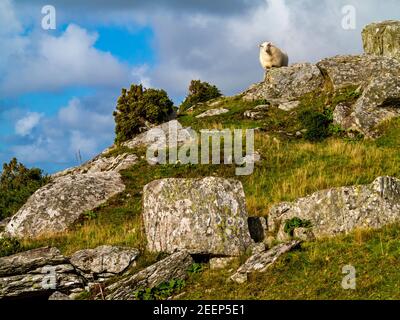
(299, 109), (333, 141)
(0, 238), (21, 257)
(284, 217), (312, 237)
(180, 80), (222, 112)
(113, 84), (174, 144)
(133, 279), (186, 300)
(0, 158), (48, 220)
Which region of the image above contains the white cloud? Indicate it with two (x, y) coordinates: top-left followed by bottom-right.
(15, 112), (43, 136)
(1, 24), (134, 95)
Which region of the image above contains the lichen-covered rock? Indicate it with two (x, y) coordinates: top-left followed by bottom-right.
(104, 251), (194, 300)
(5, 172), (125, 239)
(70, 245), (139, 280)
(143, 177), (253, 256)
(209, 257), (237, 270)
(242, 63), (323, 102)
(196, 108), (229, 118)
(48, 291), (71, 300)
(52, 153), (138, 179)
(231, 241), (301, 284)
(268, 176), (400, 241)
(0, 247), (84, 298)
(316, 54), (400, 91)
(334, 75), (400, 137)
(362, 20), (400, 60)
(123, 120), (194, 149)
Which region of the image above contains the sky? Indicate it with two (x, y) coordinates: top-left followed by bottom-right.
(0, 0), (399, 174)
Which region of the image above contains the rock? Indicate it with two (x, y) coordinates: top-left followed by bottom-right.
(247, 217), (268, 243)
(104, 251), (194, 300)
(52, 153), (138, 179)
(231, 241), (301, 283)
(316, 54), (400, 91)
(5, 172), (125, 239)
(268, 176), (400, 241)
(196, 108), (229, 118)
(362, 20), (400, 60)
(209, 257), (237, 270)
(0, 247), (84, 298)
(123, 120), (194, 150)
(243, 104), (269, 119)
(143, 177), (253, 256)
(335, 75), (400, 137)
(70, 246), (139, 281)
(278, 100), (300, 111)
(242, 63), (324, 102)
(248, 243), (266, 255)
(0, 218), (11, 232)
(293, 228), (315, 241)
(48, 291), (71, 300)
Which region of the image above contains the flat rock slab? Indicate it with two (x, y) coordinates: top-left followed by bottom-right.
(231, 241), (301, 284)
(5, 172), (125, 239)
(268, 176), (400, 241)
(196, 108), (229, 118)
(317, 54), (400, 91)
(70, 245), (139, 279)
(143, 177), (253, 256)
(0, 247), (84, 298)
(104, 251), (194, 300)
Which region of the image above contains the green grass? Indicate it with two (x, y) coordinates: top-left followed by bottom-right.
(180, 224), (400, 300)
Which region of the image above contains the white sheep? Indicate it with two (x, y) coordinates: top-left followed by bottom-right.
(259, 42), (289, 70)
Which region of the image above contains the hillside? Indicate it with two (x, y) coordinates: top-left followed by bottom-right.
(0, 21), (399, 300)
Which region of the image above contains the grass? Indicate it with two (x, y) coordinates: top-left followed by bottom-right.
(180, 224), (400, 300)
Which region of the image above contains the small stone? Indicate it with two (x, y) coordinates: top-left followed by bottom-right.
(48, 291), (71, 300)
(209, 257), (237, 270)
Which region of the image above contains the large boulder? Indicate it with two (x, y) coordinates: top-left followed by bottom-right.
(334, 75), (400, 137)
(243, 63), (324, 102)
(316, 54), (400, 91)
(362, 20), (400, 60)
(143, 177), (253, 256)
(70, 245), (139, 281)
(104, 251), (194, 300)
(268, 176), (400, 241)
(0, 247), (84, 298)
(4, 172), (125, 239)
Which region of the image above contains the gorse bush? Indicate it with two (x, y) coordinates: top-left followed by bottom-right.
(0, 158), (48, 220)
(180, 80), (222, 112)
(113, 84), (174, 144)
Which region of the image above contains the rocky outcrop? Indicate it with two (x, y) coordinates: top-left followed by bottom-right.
(53, 153), (138, 179)
(243, 63), (324, 102)
(316, 54), (400, 91)
(4, 172), (125, 239)
(362, 20), (400, 60)
(0, 247), (84, 298)
(196, 108), (229, 118)
(143, 177), (253, 256)
(70, 246), (139, 281)
(231, 240), (301, 284)
(104, 251), (194, 300)
(268, 176), (400, 241)
(333, 75), (400, 137)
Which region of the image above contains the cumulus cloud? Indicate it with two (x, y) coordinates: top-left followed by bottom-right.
(0, 24), (133, 95)
(15, 112), (43, 136)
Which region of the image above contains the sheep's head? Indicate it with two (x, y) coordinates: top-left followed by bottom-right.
(259, 42), (272, 54)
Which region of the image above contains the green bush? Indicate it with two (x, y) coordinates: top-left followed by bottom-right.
(113, 84), (174, 144)
(284, 217), (312, 237)
(133, 279), (186, 300)
(299, 109), (333, 141)
(180, 80), (222, 112)
(0, 158), (48, 220)
(0, 238), (21, 257)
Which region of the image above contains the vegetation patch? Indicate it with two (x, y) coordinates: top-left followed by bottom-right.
(284, 217), (312, 236)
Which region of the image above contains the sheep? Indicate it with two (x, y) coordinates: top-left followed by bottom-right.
(259, 42), (289, 71)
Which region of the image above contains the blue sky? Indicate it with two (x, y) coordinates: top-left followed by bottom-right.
(0, 0), (399, 173)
